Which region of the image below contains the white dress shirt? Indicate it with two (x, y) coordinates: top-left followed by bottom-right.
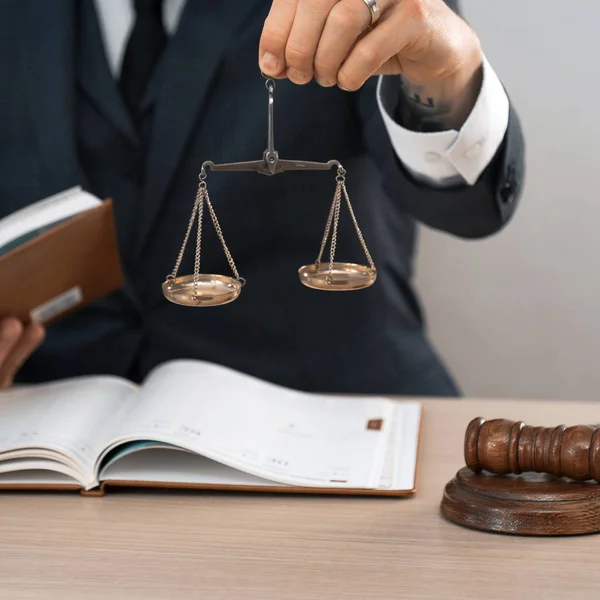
(93, 0), (509, 188)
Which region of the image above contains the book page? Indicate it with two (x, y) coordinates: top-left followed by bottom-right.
(100, 446), (279, 487)
(393, 402), (421, 491)
(101, 360), (394, 489)
(375, 402), (421, 491)
(0, 186), (101, 251)
(0, 458), (83, 483)
(0, 376), (137, 485)
(0, 470), (80, 487)
(100, 403), (421, 492)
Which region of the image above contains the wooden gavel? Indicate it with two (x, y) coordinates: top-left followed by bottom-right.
(465, 417), (600, 483)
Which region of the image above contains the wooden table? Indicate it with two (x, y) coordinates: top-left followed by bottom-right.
(1, 398), (598, 599)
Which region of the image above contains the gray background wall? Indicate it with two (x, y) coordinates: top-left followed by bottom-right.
(414, 0), (600, 400)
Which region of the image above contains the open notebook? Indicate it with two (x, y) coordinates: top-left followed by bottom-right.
(0, 360), (422, 497)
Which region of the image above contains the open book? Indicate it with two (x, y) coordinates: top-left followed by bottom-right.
(0, 360), (422, 497)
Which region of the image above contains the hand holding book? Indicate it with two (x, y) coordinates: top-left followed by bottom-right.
(0, 186), (124, 388)
(0, 318), (44, 389)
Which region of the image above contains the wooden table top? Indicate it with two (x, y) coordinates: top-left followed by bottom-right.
(0, 397), (598, 600)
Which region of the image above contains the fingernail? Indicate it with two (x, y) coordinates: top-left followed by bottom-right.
(261, 52), (280, 74)
(316, 77), (335, 87)
(287, 68), (309, 84)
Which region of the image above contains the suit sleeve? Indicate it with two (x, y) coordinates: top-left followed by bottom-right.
(357, 0), (525, 239)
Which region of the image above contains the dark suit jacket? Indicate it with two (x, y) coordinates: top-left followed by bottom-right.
(0, 0), (524, 396)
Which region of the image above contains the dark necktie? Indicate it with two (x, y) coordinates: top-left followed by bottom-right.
(119, 0), (167, 121)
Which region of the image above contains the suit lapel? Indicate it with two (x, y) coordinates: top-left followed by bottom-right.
(133, 0), (266, 254)
(20, 0), (85, 192)
(77, 0), (139, 146)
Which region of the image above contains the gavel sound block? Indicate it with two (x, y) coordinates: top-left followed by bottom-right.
(440, 417), (600, 536)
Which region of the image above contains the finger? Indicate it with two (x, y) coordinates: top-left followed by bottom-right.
(314, 0), (392, 87)
(0, 321), (45, 389)
(0, 318), (22, 367)
(337, 9), (406, 91)
(259, 0), (299, 78)
(284, 0), (338, 84)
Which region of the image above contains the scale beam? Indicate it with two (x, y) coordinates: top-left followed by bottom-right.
(200, 78), (341, 177)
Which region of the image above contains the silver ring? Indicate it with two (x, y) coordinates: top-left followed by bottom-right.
(361, 0), (381, 26)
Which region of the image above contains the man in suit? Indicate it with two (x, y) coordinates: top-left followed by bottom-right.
(0, 0), (524, 395)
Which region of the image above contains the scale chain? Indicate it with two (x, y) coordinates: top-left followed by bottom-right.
(169, 177), (241, 288)
(203, 183), (241, 281)
(192, 184), (205, 297)
(329, 182), (342, 281)
(341, 181), (375, 270)
(315, 185), (338, 267)
(169, 184), (203, 280)
(314, 167), (375, 281)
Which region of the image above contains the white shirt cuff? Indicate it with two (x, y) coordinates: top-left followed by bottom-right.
(377, 53), (510, 187)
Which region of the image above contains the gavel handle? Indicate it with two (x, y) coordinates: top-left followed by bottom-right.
(464, 417), (600, 483)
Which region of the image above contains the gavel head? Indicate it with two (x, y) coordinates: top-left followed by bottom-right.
(464, 417), (600, 483)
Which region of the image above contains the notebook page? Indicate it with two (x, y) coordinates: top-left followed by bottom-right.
(0, 458), (83, 483)
(0, 186), (100, 250)
(374, 402), (421, 491)
(393, 402), (421, 491)
(101, 404), (421, 492)
(0, 376), (137, 482)
(100, 446), (279, 487)
(105, 360), (394, 489)
(0, 470), (79, 486)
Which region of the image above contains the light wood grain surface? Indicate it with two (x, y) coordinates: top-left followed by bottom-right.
(1, 398), (598, 600)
